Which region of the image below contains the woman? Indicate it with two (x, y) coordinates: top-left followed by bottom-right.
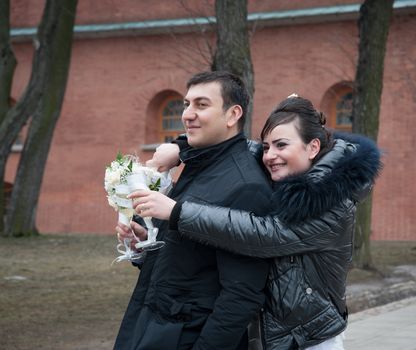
(127, 96), (382, 349)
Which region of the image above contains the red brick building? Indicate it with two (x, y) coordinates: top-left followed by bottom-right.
(7, 0), (416, 240)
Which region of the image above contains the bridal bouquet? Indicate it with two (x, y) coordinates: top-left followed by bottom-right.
(105, 153), (168, 214)
(104, 152), (172, 263)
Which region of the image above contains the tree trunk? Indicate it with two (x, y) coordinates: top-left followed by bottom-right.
(0, 0), (16, 232)
(0, 0), (16, 121)
(212, 0), (254, 137)
(3, 0), (78, 236)
(352, 0), (393, 268)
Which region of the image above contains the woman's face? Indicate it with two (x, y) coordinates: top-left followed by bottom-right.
(262, 120), (320, 181)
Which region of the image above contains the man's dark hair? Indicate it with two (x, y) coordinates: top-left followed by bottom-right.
(186, 71), (249, 131)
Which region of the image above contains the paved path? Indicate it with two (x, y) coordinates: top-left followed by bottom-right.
(345, 296), (416, 349)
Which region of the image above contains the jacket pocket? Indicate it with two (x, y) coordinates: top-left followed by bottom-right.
(135, 311), (185, 350)
(267, 259), (336, 325)
(296, 303), (347, 347)
(266, 262), (319, 325)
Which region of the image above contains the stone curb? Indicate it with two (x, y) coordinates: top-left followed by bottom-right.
(347, 280), (416, 314)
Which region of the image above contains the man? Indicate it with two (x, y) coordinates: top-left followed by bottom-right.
(114, 71), (271, 349)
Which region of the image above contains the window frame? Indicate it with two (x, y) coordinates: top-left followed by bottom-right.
(158, 96), (185, 143)
(322, 83), (353, 133)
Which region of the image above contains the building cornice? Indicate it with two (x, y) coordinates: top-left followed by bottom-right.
(10, 0), (416, 41)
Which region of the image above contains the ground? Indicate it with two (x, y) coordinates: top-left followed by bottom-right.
(0, 234), (137, 350)
(1, 234), (415, 350)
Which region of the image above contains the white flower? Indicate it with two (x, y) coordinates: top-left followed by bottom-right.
(107, 170), (121, 186)
(104, 153), (173, 211)
(145, 167), (158, 183)
(131, 162), (141, 174)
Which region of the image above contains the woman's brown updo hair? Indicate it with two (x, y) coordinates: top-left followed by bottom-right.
(260, 96), (334, 164)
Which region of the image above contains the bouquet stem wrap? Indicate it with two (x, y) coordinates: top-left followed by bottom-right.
(104, 153), (172, 262)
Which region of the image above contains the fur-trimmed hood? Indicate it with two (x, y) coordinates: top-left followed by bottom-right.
(271, 132), (383, 223)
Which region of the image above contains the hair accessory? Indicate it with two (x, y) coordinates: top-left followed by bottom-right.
(287, 93), (298, 98)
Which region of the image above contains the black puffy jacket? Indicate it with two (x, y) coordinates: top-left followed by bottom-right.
(170, 133), (382, 349)
(115, 133), (272, 350)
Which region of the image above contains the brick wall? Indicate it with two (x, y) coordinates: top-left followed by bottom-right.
(7, 1), (415, 240)
(11, 0), (363, 27)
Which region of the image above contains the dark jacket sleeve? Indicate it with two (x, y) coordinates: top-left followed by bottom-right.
(175, 137), (382, 259)
(193, 184), (270, 349)
(176, 200), (355, 258)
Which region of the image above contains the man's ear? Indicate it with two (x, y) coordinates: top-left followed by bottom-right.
(308, 138), (321, 160)
(226, 105), (243, 128)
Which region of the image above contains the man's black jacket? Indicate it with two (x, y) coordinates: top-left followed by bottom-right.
(114, 133), (272, 349)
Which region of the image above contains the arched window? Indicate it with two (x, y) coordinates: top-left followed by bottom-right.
(335, 91), (353, 130)
(320, 82), (353, 132)
(143, 90), (185, 151)
(160, 98), (184, 142)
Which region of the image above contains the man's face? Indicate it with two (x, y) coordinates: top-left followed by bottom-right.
(182, 82), (235, 148)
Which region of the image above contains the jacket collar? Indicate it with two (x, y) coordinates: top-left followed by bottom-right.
(271, 132), (383, 223)
(180, 132), (247, 165)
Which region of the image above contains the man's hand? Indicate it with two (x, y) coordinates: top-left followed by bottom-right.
(129, 189), (176, 221)
(146, 143), (180, 172)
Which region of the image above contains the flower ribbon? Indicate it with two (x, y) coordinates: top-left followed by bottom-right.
(111, 238), (144, 265)
(112, 196), (133, 208)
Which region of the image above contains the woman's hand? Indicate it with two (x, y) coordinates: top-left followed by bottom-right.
(128, 189), (176, 221)
(115, 221), (148, 251)
(146, 143), (180, 172)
